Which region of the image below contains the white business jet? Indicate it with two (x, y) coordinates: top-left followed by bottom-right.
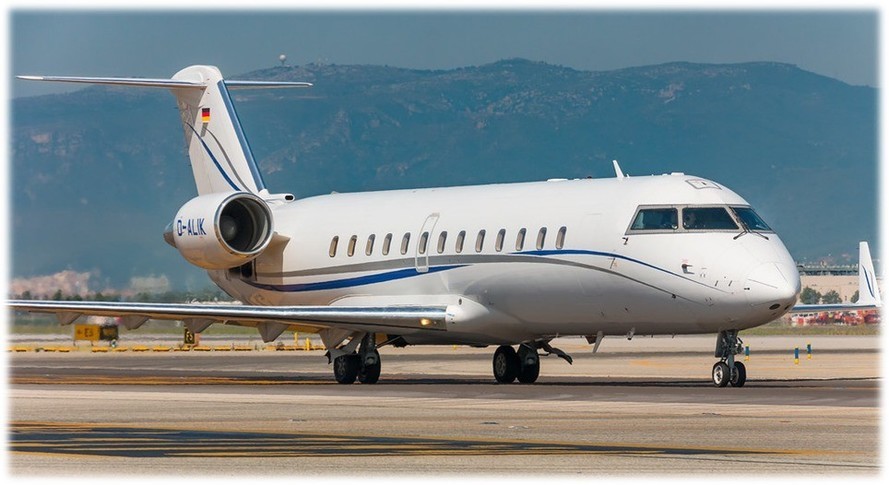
(12, 65), (833, 387)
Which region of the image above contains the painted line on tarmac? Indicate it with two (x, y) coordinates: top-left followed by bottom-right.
(10, 375), (333, 386)
(10, 421), (823, 460)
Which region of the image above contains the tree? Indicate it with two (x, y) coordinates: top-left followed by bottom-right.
(800, 287), (821, 305)
(52, 289), (63, 301)
(821, 290), (842, 304)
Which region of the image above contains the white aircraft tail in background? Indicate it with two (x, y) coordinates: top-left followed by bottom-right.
(856, 241), (882, 307)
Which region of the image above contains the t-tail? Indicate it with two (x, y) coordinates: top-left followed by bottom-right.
(18, 66), (311, 196)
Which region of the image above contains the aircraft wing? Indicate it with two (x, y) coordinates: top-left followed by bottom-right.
(789, 241), (881, 314)
(7, 300), (448, 343)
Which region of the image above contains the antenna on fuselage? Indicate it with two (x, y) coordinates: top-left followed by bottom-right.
(613, 160), (626, 179)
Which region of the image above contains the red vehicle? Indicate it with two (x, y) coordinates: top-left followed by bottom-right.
(864, 312), (881, 324)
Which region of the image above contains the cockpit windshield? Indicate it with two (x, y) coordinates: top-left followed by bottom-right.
(732, 207), (773, 232)
(630, 208), (678, 231)
(682, 207), (738, 230)
(627, 205), (761, 234)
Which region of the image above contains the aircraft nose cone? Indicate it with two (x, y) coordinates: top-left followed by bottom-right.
(744, 262), (800, 311)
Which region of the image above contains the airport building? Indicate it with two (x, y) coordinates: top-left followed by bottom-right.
(797, 263), (880, 303)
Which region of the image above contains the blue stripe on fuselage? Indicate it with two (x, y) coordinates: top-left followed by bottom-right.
(245, 265), (465, 292)
(240, 249), (696, 293)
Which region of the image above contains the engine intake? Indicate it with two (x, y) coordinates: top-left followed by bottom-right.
(166, 192), (273, 270)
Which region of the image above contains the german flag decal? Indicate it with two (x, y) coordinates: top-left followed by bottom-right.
(201, 107), (210, 124)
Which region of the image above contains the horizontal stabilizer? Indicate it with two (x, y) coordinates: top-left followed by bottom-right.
(17, 75), (312, 90)
(225, 80), (313, 89)
(16, 75), (206, 89)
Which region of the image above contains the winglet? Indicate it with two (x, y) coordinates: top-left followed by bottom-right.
(856, 241), (881, 307)
(612, 160), (626, 179)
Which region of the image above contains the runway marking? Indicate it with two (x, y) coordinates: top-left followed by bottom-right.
(12, 373), (880, 390)
(10, 421), (811, 460)
(10, 375), (333, 386)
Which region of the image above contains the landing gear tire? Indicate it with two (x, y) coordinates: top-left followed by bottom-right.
(334, 353), (360, 384)
(730, 361), (747, 388)
(712, 362), (730, 388)
(493, 345), (520, 383)
(358, 350), (381, 384)
(517, 345), (540, 384)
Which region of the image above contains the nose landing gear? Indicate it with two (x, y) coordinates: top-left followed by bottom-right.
(713, 330), (746, 388)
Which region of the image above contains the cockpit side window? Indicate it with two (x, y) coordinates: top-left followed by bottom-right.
(732, 207), (773, 232)
(682, 207), (738, 230)
(630, 207), (678, 231)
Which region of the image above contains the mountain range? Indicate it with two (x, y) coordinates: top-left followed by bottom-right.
(10, 59), (877, 289)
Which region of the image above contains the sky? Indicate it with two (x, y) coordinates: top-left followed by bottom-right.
(8, 8), (879, 99)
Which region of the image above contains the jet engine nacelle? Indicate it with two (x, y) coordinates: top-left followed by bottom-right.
(165, 192), (274, 270)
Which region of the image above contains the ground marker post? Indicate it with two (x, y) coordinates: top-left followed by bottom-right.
(794, 347), (799, 365)
(807, 343), (812, 360)
(744, 345), (750, 362)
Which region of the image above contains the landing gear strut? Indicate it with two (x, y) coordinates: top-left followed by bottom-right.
(713, 330), (746, 388)
(357, 333), (381, 384)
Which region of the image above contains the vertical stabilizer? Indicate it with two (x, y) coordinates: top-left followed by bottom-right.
(857, 241), (881, 306)
(171, 66), (265, 195)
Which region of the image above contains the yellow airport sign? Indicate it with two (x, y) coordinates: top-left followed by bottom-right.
(74, 324), (100, 342)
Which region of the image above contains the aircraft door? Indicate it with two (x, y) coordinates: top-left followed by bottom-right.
(415, 212), (440, 273)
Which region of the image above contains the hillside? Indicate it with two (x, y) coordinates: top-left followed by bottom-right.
(10, 59), (877, 288)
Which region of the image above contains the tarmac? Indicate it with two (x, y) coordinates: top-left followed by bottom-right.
(6, 334), (881, 476)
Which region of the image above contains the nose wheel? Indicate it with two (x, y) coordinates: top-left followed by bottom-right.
(713, 330), (747, 388)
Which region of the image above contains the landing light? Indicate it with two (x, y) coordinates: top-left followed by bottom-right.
(420, 318), (432, 327)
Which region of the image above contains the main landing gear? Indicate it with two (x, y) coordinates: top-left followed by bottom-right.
(492, 341), (572, 384)
(332, 333), (381, 384)
(712, 330), (746, 388)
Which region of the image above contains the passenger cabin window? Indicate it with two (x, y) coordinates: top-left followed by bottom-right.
(475, 230), (486, 253)
(515, 228), (526, 251)
(630, 208), (678, 231)
(329, 236), (339, 258)
(732, 207), (773, 232)
(682, 207), (738, 231)
(418, 231), (429, 255)
(347, 235), (357, 257)
(536, 227), (547, 250)
(365, 234), (375, 256)
(556, 226), (567, 249)
(455, 230), (466, 253)
(401, 233), (411, 255)
(437, 231), (448, 254)
(495, 229), (506, 252)
(382, 233), (392, 255)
